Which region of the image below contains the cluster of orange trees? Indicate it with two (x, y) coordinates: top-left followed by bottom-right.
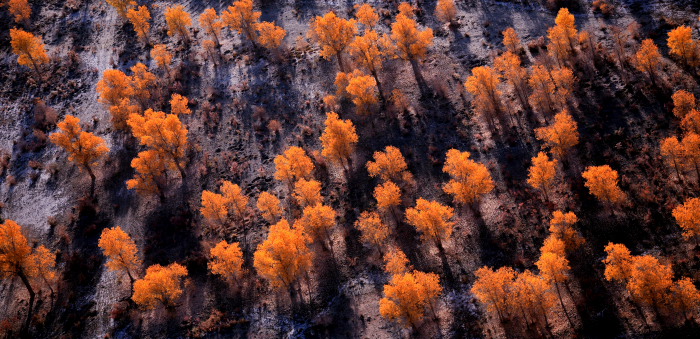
(5, 0), (700, 335)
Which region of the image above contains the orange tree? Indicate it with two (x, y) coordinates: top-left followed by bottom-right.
(308, 11), (357, 71)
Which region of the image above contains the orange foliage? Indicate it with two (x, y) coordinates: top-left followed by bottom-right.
(106, 0), (131, 17)
(405, 198), (455, 248)
(602, 242), (634, 282)
(253, 219), (312, 289)
(170, 94), (191, 115)
(581, 165), (626, 204)
(465, 66), (502, 119)
(535, 109), (579, 158)
(661, 136), (685, 179)
(132, 263), (188, 309)
(209, 240), (244, 285)
(308, 11), (357, 69)
(126, 150), (169, 198)
(667, 26), (699, 66)
(527, 152), (558, 197)
(164, 5), (192, 40)
(672, 90), (696, 118)
(98, 226), (141, 282)
(199, 8), (224, 46)
(672, 197), (700, 239)
(49, 115), (109, 185)
(127, 5), (151, 42)
(109, 98), (140, 131)
(255, 21), (286, 49)
(354, 4), (379, 28)
(435, 0), (457, 24)
(627, 255), (673, 306)
(222, 0), (262, 45)
(346, 72), (379, 114)
(471, 266), (516, 320)
(634, 39), (662, 80)
(367, 146), (409, 182)
(320, 112), (359, 170)
(549, 211), (584, 251)
(256, 191), (282, 223)
(502, 27), (521, 53)
(127, 109), (188, 178)
(296, 203), (337, 245)
(355, 211), (390, 251)
(384, 247), (410, 275)
(494, 51), (529, 110)
(10, 29), (50, 73)
(274, 146), (315, 185)
(389, 12), (433, 61)
(151, 44), (173, 75)
(379, 270), (442, 328)
(374, 181), (402, 212)
(8, 0), (31, 23)
(293, 179), (323, 207)
(442, 149), (494, 205)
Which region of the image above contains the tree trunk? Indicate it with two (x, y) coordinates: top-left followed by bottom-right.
(371, 69), (386, 103)
(554, 282), (575, 329)
(86, 165), (96, 197)
(18, 270), (35, 336)
(336, 52), (346, 72)
(409, 59), (426, 92)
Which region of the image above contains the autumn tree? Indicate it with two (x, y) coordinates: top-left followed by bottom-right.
(528, 65), (558, 115)
(672, 89), (696, 118)
(10, 29), (50, 75)
(255, 21), (286, 50)
(98, 226), (141, 291)
(132, 263), (188, 309)
(164, 5), (192, 42)
(548, 211), (584, 251)
(346, 72), (379, 115)
(502, 27), (521, 53)
(471, 266), (516, 322)
(384, 247), (410, 275)
(151, 44), (173, 77)
(465, 66), (503, 124)
(681, 133), (700, 182)
(681, 109), (700, 134)
(582, 165), (626, 205)
(127, 5), (151, 43)
(170, 94), (191, 115)
(660, 136), (685, 181)
(257, 191), (282, 223)
(199, 8), (224, 46)
(627, 255), (673, 308)
(8, 0), (31, 23)
(0, 220), (54, 332)
(551, 67), (575, 108)
(536, 248), (574, 327)
(222, 0), (261, 46)
(31, 245), (57, 298)
(129, 62), (156, 106)
(405, 198), (455, 251)
(126, 150), (170, 199)
(208, 240), (244, 286)
(296, 203), (337, 250)
(547, 8), (578, 65)
(535, 109), (579, 159)
(201, 181), (249, 224)
(668, 277), (700, 320)
(97, 69), (134, 107)
(435, 0), (457, 25)
(355, 211), (390, 253)
(50, 115), (109, 193)
(374, 181), (402, 217)
(293, 179), (323, 208)
(201, 190), (230, 228)
(672, 197), (700, 239)
(667, 26), (699, 67)
(389, 10), (434, 87)
(527, 152), (558, 199)
(354, 3), (379, 29)
(349, 30), (390, 100)
(512, 270), (555, 326)
(553, 8), (578, 50)
(308, 11), (357, 71)
(274, 146), (315, 187)
(494, 51), (529, 111)
(602, 242), (634, 282)
(442, 149), (495, 206)
(320, 112), (359, 172)
(253, 219), (313, 291)
(634, 39), (662, 82)
(106, 0), (131, 17)
(379, 270), (442, 330)
(127, 109), (188, 179)
(366, 146), (410, 182)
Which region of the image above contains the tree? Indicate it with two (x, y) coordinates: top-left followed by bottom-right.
(296, 204), (337, 249)
(130, 62), (156, 105)
(50, 115), (109, 193)
(512, 270), (555, 326)
(535, 109), (579, 159)
(201, 190), (229, 228)
(551, 67), (575, 108)
(274, 146), (315, 187)
(164, 5), (192, 42)
(10, 29), (50, 75)
(97, 69), (134, 107)
(442, 149), (495, 206)
(355, 211), (390, 253)
(528, 65), (557, 115)
(257, 191), (282, 223)
(602, 242), (634, 282)
(494, 51), (529, 111)
(668, 277), (700, 320)
(672, 90), (696, 118)
(320, 112), (359, 172)
(127, 150), (170, 199)
(109, 98), (140, 131)
(253, 219), (312, 290)
(389, 11), (434, 87)
(308, 11), (357, 71)
(661, 136), (685, 181)
(548, 25), (573, 65)
(354, 3), (379, 29)
(471, 266), (516, 322)
(293, 179), (323, 208)
(672, 197), (700, 239)
(221, 181), (249, 219)
(541, 235), (566, 257)
(527, 152), (558, 199)
(0, 220), (47, 332)
(31, 245), (57, 298)
(502, 27), (521, 53)
(581, 165), (626, 205)
(106, 0), (131, 17)
(222, 0), (262, 46)
(127, 109), (189, 179)
(170, 94), (191, 115)
(379, 270), (442, 329)
(346, 72), (379, 115)
(349, 30), (390, 100)
(8, 0), (31, 23)
(151, 44), (173, 77)
(127, 5), (151, 43)
(199, 8), (224, 46)
(554, 8), (578, 50)
(536, 250), (574, 327)
(627, 255), (673, 308)
(405, 198), (455, 251)
(548, 211), (584, 251)
(132, 263), (188, 309)
(208, 240), (244, 285)
(465, 66), (503, 124)
(374, 181), (402, 214)
(435, 0), (457, 25)
(98, 226), (141, 291)
(367, 146), (409, 182)
(384, 247), (410, 275)
(255, 21), (286, 50)
(682, 109), (700, 134)
(681, 133), (700, 182)
(667, 26), (699, 67)
(634, 39), (662, 82)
